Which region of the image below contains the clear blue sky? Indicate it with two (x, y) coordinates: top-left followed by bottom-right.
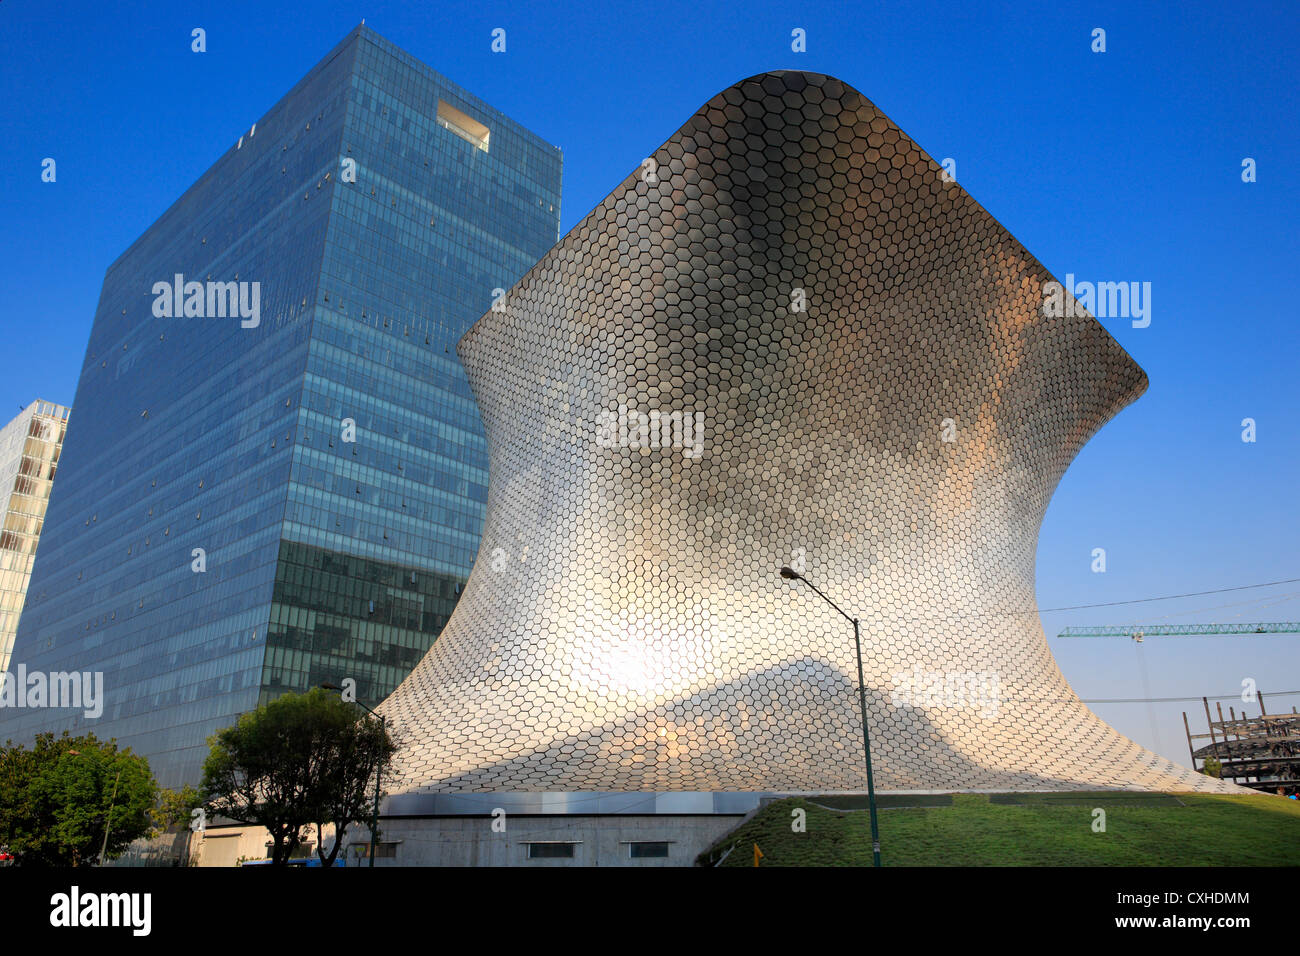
(2, 0), (1296, 768)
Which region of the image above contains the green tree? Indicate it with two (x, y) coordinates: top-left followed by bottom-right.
(201, 689), (395, 866)
(0, 731), (158, 866)
(152, 784), (204, 833)
(310, 704), (396, 868)
(1201, 756), (1223, 778)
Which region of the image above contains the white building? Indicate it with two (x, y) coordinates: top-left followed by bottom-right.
(0, 400), (70, 671)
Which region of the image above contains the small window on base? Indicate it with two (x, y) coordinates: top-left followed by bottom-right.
(525, 842), (576, 859)
(629, 842), (670, 859)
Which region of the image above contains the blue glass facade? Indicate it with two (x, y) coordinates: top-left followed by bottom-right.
(0, 26), (561, 788)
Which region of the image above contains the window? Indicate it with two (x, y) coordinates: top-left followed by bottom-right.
(436, 100), (490, 152)
(628, 842), (670, 859)
(525, 842), (576, 859)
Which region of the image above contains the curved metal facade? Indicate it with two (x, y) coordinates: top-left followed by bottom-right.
(380, 71), (1238, 795)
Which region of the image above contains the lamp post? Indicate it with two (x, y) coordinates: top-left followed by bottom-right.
(68, 749), (121, 867)
(780, 567), (882, 867)
(320, 683), (384, 868)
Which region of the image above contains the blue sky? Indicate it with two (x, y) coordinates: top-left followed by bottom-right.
(1, 0), (1296, 768)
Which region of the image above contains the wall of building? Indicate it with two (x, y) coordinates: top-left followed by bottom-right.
(263, 27), (562, 711)
(0, 30), (357, 783)
(0, 400), (69, 671)
(0, 25), (562, 789)
(378, 69), (1242, 796)
(190, 814), (739, 867)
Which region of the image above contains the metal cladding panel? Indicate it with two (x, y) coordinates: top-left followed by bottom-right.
(379, 71), (1241, 795)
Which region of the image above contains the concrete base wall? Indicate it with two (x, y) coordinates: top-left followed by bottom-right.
(375, 814), (740, 866)
(192, 814), (741, 867)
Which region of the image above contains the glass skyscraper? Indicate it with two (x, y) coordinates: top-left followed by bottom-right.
(1, 26), (561, 787)
(0, 400), (71, 672)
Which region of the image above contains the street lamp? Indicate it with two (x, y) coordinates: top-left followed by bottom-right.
(68, 749), (121, 867)
(779, 566), (882, 867)
(320, 683), (384, 868)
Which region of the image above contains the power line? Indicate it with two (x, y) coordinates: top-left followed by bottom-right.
(1039, 576), (1300, 613)
(1080, 690), (1300, 705)
(861, 575), (1300, 624)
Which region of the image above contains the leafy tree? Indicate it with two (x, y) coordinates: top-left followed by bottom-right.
(152, 784), (205, 833)
(0, 731), (157, 866)
(201, 689), (395, 866)
(1201, 756), (1223, 778)
(310, 704), (395, 867)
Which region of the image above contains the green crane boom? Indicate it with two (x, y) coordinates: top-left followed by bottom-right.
(1058, 622), (1300, 639)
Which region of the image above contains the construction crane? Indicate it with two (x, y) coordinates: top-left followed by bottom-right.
(1057, 619), (1300, 772)
(1057, 622), (1300, 642)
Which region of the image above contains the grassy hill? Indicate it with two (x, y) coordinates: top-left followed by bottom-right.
(698, 792), (1300, 866)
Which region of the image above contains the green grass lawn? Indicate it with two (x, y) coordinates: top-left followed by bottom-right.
(699, 792), (1300, 866)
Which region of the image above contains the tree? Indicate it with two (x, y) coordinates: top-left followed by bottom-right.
(152, 784), (204, 833)
(0, 731), (158, 866)
(200, 689), (396, 866)
(1201, 756), (1223, 778)
(310, 706), (395, 868)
